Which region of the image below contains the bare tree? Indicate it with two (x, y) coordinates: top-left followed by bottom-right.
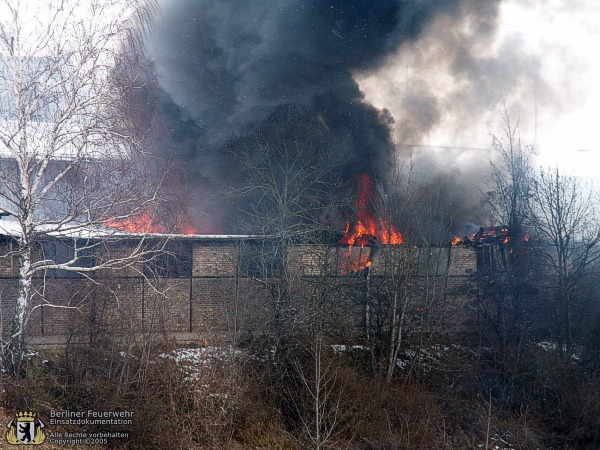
(486, 109), (534, 237)
(483, 110), (536, 357)
(0, 0), (161, 374)
(227, 107), (344, 344)
(528, 167), (600, 353)
(366, 166), (450, 382)
(289, 334), (346, 450)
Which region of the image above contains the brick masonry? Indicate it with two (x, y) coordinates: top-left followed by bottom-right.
(0, 237), (480, 344)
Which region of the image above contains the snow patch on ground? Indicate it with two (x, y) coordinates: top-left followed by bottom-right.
(395, 343), (474, 371)
(477, 432), (516, 449)
(331, 344), (368, 353)
(159, 346), (243, 382)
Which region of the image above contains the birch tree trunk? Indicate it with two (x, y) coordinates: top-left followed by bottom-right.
(0, 0), (160, 374)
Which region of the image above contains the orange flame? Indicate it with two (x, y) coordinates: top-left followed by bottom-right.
(177, 225), (202, 235)
(339, 174), (404, 273)
(451, 236), (462, 246)
(106, 212), (205, 235)
(340, 174), (404, 247)
(339, 246), (373, 274)
(106, 211), (217, 235)
(107, 211), (167, 233)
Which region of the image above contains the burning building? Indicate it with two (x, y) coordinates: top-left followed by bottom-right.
(0, 0), (517, 346)
(145, 1), (505, 233)
(0, 213), (482, 345)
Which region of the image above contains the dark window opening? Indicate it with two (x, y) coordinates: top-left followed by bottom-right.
(144, 241), (192, 278)
(240, 241), (283, 278)
(476, 245), (502, 275)
(41, 239), (95, 278)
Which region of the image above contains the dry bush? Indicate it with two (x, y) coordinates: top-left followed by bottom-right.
(258, 362), (465, 450)
(565, 375), (600, 448)
(2, 340), (252, 449)
(233, 390), (298, 449)
(5, 334), (599, 449)
(127, 352), (239, 449)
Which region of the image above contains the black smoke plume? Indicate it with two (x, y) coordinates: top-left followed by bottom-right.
(147, 0), (499, 232)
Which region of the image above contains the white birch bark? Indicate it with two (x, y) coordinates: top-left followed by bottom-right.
(0, 0), (159, 374)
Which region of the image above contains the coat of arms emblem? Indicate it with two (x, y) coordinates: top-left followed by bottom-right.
(5, 411), (46, 445)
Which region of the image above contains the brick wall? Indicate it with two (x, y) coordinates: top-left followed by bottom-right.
(447, 246), (477, 276)
(0, 237), (481, 344)
(97, 242), (144, 278)
(287, 245), (329, 276)
(0, 241), (17, 277)
(193, 243), (238, 277)
(0, 278), (18, 338)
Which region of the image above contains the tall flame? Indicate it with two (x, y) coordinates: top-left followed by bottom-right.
(339, 174), (404, 273)
(340, 173), (404, 247)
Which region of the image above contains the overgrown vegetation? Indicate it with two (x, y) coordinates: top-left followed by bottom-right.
(3, 330), (600, 449)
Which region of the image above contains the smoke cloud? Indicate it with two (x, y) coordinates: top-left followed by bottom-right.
(147, 0), (505, 232)
(356, 1), (558, 175)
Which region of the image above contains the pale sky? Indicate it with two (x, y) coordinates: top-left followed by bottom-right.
(0, 0), (136, 57)
(500, 0), (600, 178)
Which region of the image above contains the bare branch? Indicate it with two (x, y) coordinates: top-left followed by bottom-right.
(0, 0), (162, 374)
